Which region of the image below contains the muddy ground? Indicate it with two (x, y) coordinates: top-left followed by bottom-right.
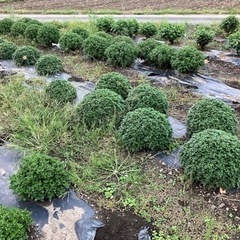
(1, 0), (240, 12)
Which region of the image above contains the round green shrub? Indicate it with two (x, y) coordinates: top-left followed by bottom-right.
(111, 35), (135, 46)
(118, 107), (172, 152)
(139, 22), (157, 38)
(0, 41), (17, 60)
(136, 38), (160, 62)
(220, 15), (239, 35)
(37, 23), (60, 47)
(159, 23), (185, 44)
(10, 20), (27, 37)
(18, 18), (42, 27)
(0, 205), (32, 240)
(187, 98), (238, 136)
(96, 16), (115, 33)
(59, 32), (83, 52)
(45, 79), (77, 104)
(71, 26), (89, 39)
(96, 72), (131, 99)
(83, 34), (110, 60)
(195, 27), (215, 50)
(126, 84), (168, 113)
(19, 17), (34, 24)
(105, 41), (137, 68)
(0, 18), (14, 34)
(228, 31), (240, 55)
(13, 46), (40, 66)
(171, 46), (204, 74)
(24, 24), (41, 41)
(112, 20), (133, 37)
(76, 89), (126, 128)
(94, 31), (113, 41)
(180, 129), (240, 189)
(10, 152), (70, 201)
(36, 54), (63, 76)
(149, 44), (175, 68)
(127, 19), (139, 36)
(26, 19), (43, 26)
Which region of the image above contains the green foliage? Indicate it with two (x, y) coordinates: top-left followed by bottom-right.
(118, 107), (172, 152)
(136, 38), (160, 62)
(96, 16), (115, 33)
(78, 149), (143, 200)
(18, 17), (34, 24)
(36, 54), (63, 76)
(37, 23), (60, 47)
(195, 27), (215, 50)
(26, 19), (43, 26)
(112, 19), (134, 37)
(71, 26), (89, 39)
(10, 152), (70, 201)
(19, 18), (42, 27)
(149, 44), (175, 68)
(59, 32), (83, 52)
(105, 41), (137, 68)
(83, 34), (110, 60)
(10, 20), (27, 37)
(180, 129), (240, 189)
(76, 89), (126, 128)
(152, 230), (180, 240)
(0, 79), (74, 153)
(187, 98), (238, 136)
(111, 35), (135, 45)
(140, 22), (157, 38)
(0, 18), (14, 35)
(93, 31), (113, 41)
(0, 38), (4, 44)
(24, 24), (41, 41)
(45, 79), (77, 104)
(96, 72), (131, 99)
(0, 41), (17, 60)
(127, 19), (139, 36)
(159, 23), (185, 44)
(126, 84), (168, 113)
(220, 15), (239, 34)
(171, 46), (204, 73)
(228, 31), (240, 55)
(13, 45), (40, 66)
(0, 205), (32, 240)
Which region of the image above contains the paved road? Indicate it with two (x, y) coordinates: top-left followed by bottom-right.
(0, 14), (240, 24)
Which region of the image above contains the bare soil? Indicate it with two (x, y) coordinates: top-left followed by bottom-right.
(95, 208), (155, 240)
(1, 0), (240, 12)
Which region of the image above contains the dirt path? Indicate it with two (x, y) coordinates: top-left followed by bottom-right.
(1, 0), (240, 12)
(1, 14), (240, 24)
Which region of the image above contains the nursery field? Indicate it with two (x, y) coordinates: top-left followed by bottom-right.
(0, 16), (240, 240)
(0, 0), (240, 14)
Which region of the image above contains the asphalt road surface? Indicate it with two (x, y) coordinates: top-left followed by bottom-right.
(0, 14), (240, 24)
